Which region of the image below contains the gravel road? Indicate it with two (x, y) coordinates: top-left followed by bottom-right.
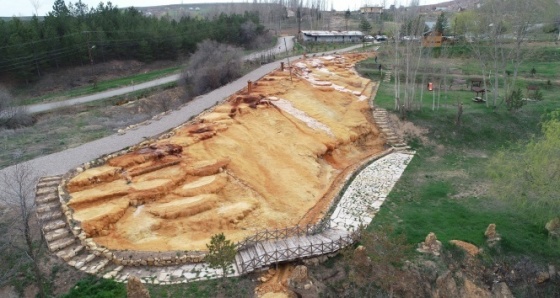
(0, 42), (368, 182)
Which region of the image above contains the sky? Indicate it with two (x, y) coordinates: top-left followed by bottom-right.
(0, 0), (446, 17)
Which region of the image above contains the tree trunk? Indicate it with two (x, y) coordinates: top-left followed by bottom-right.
(456, 102), (463, 127)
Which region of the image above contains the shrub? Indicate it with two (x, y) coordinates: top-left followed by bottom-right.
(61, 276), (125, 298)
(181, 40), (243, 100)
(0, 87), (35, 129)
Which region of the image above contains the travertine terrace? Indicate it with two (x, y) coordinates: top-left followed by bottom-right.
(63, 53), (385, 252)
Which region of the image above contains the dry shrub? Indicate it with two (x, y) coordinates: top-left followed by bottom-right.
(0, 87), (35, 129)
(181, 40), (243, 99)
(388, 113), (431, 145)
(343, 226), (426, 296)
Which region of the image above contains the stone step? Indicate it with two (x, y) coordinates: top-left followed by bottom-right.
(392, 143), (408, 147)
(68, 253), (97, 270)
(102, 265), (124, 279)
(43, 219), (67, 232)
(36, 194), (58, 204)
(48, 237), (75, 252)
(39, 176), (62, 183)
(38, 210), (63, 222)
(85, 258), (110, 275)
(36, 202), (60, 214)
(37, 180), (60, 188)
(114, 272), (130, 283)
(45, 228), (70, 242)
(36, 187), (58, 197)
(55, 244), (85, 261)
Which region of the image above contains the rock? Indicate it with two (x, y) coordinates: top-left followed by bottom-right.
(449, 240), (480, 256)
(492, 282), (514, 298)
(485, 224), (497, 238)
(545, 218), (560, 238)
(288, 265), (309, 289)
(303, 258), (320, 266)
(536, 272), (550, 284)
(549, 265), (557, 281)
(485, 224), (501, 247)
(421, 260), (439, 282)
(434, 270), (458, 297)
(460, 278), (491, 298)
(127, 276), (150, 298)
(417, 232), (442, 256)
(290, 265), (308, 283)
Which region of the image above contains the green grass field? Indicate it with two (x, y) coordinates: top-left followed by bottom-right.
(20, 66), (181, 106)
(360, 56), (560, 263)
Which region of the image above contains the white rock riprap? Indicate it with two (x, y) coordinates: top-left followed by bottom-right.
(330, 152), (414, 231)
(272, 97), (334, 137)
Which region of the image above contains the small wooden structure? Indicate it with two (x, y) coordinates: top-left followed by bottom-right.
(526, 85), (539, 98)
(422, 31), (443, 48)
(470, 78), (486, 102)
(300, 31), (364, 43)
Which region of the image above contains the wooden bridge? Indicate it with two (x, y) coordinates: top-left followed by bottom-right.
(235, 220), (360, 274)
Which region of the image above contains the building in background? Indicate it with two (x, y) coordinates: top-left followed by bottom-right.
(299, 31), (364, 43)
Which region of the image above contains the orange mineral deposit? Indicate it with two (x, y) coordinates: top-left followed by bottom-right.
(64, 53), (385, 252)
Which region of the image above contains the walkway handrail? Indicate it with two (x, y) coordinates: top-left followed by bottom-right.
(237, 229), (360, 273)
(236, 218), (336, 250)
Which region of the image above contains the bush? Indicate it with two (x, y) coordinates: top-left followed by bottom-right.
(61, 276), (125, 298)
(505, 87), (525, 111)
(181, 40), (243, 99)
(0, 87), (35, 129)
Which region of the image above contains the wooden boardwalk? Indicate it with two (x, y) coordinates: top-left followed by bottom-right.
(235, 227), (357, 274)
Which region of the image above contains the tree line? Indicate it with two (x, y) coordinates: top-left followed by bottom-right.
(0, 0), (270, 84)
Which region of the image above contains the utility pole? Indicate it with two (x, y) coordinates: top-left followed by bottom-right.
(284, 37), (292, 82)
(85, 31), (95, 75)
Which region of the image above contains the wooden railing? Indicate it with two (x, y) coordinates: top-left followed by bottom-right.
(236, 218), (336, 250)
(237, 230), (360, 273)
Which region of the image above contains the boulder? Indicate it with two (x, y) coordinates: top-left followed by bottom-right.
(492, 282), (514, 298)
(549, 265), (557, 281)
(434, 270), (458, 297)
(536, 271), (550, 284)
(484, 224), (501, 247)
(288, 265), (310, 289)
(417, 232), (442, 256)
(127, 276), (150, 298)
(460, 278), (491, 298)
(545, 218), (560, 238)
(449, 240), (480, 256)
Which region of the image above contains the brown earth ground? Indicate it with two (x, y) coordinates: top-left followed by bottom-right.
(65, 52), (385, 251)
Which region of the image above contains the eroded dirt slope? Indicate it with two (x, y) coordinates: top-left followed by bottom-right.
(65, 53), (385, 251)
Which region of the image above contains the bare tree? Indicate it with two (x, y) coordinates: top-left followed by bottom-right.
(467, 0), (555, 108)
(0, 87), (35, 129)
(391, 1), (428, 112)
(0, 163), (46, 297)
(29, 0), (42, 16)
(181, 40), (244, 99)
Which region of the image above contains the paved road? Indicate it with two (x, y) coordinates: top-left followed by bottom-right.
(25, 36), (295, 114)
(0, 42), (367, 183)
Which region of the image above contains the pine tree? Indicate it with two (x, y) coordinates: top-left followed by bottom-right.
(205, 233), (237, 279)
